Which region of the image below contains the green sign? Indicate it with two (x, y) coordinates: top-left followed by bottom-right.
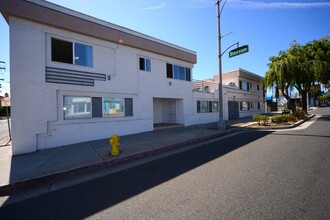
(229, 45), (249, 58)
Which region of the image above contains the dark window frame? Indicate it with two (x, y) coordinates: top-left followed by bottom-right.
(51, 38), (93, 67)
(239, 80), (249, 91)
(139, 57), (151, 72)
(166, 63), (191, 82)
(197, 100), (219, 113)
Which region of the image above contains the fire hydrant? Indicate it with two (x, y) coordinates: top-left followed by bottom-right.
(109, 135), (120, 156)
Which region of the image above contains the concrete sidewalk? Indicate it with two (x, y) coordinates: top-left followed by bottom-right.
(0, 117), (257, 194)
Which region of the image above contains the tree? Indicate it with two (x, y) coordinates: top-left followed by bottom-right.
(264, 36), (330, 113)
(263, 51), (297, 113)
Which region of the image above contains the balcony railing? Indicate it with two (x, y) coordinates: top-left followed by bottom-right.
(192, 79), (218, 93)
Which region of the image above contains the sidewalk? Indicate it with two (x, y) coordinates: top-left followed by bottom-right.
(0, 117), (256, 194)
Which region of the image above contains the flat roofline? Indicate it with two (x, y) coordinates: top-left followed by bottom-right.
(29, 0), (196, 55)
(0, 0), (197, 64)
(223, 68), (263, 79)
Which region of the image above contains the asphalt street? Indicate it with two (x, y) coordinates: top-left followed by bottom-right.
(0, 108), (329, 219)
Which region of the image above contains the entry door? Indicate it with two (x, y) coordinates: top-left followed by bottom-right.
(166, 100), (177, 123)
(228, 101), (239, 119)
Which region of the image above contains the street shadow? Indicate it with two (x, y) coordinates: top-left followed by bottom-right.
(0, 131), (272, 218)
(315, 115), (330, 121)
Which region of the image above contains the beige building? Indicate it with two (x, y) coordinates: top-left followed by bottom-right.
(193, 68), (264, 120)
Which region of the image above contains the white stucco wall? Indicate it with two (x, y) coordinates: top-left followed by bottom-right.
(9, 17), (196, 154)
(9, 15), (264, 155)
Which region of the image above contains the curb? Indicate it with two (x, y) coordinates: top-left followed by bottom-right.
(245, 114), (315, 130)
(0, 128), (238, 195)
(270, 114), (315, 130)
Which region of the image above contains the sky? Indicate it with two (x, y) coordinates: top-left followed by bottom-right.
(0, 0), (330, 92)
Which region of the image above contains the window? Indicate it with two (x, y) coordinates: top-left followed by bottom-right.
(167, 63), (173, 78)
(64, 96), (91, 119)
(197, 101), (218, 113)
(74, 43), (93, 67)
(239, 80), (249, 91)
(166, 63), (191, 81)
(64, 96), (133, 119)
(258, 102), (261, 110)
(212, 101), (219, 112)
(51, 38), (93, 67)
(240, 101), (250, 111)
(186, 68), (191, 81)
(251, 102), (253, 109)
(257, 85), (260, 91)
(139, 57), (151, 71)
(103, 97), (125, 117)
(199, 101), (208, 113)
(52, 38), (73, 64)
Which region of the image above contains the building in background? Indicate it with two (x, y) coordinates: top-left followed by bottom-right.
(193, 69), (264, 120)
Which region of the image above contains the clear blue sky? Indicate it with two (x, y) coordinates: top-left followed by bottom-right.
(1, 0), (330, 91)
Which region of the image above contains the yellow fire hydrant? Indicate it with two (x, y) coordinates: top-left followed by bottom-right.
(109, 135), (120, 156)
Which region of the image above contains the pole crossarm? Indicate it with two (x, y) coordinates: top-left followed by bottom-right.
(216, 0), (228, 16)
(221, 42), (239, 57)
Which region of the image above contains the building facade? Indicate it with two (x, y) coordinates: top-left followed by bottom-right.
(1, 0), (200, 155)
(193, 69), (265, 121)
(1, 1), (264, 155)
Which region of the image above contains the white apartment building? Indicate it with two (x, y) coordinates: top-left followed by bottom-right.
(1, 1), (264, 155)
(1, 0), (199, 155)
(193, 68), (264, 121)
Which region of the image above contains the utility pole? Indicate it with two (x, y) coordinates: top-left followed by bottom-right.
(216, 0), (225, 130)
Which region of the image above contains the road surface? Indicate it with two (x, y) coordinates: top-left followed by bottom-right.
(0, 108), (329, 219)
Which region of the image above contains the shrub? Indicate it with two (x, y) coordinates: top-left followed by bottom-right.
(253, 114), (269, 125)
(271, 114), (292, 124)
(292, 108), (306, 120)
(289, 114), (298, 122)
(253, 114), (262, 125)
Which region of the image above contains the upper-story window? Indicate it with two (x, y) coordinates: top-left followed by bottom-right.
(239, 80), (249, 91)
(166, 63), (191, 81)
(257, 85), (260, 91)
(51, 38), (93, 67)
(139, 57), (151, 72)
